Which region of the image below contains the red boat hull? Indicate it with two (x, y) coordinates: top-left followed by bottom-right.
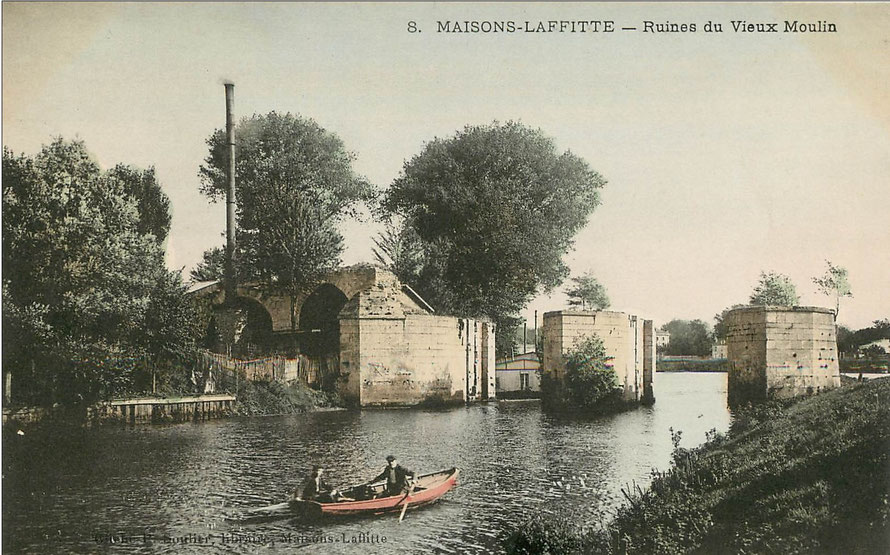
(295, 467), (459, 517)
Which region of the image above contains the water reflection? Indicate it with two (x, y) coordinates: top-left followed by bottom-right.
(3, 372), (729, 554)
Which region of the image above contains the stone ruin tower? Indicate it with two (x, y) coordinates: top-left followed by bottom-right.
(724, 306), (840, 406)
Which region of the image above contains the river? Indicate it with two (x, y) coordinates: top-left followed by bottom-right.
(2, 372), (730, 554)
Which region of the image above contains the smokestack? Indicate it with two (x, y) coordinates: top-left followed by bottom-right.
(224, 83), (236, 304)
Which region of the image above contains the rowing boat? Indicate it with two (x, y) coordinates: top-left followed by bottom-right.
(294, 467), (459, 517)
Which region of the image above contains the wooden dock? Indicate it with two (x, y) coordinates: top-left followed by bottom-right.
(91, 394), (237, 424)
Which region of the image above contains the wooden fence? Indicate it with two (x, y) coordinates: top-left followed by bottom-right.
(194, 350), (340, 393)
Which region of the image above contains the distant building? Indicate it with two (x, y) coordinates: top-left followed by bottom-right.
(656, 330), (671, 348)
(496, 352), (541, 398)
(860, 339), (890, 353)
(712, 339), (728, 359)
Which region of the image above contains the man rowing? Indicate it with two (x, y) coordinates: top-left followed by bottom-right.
(370, 455), (416, 497)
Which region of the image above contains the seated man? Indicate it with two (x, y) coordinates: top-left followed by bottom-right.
(297, 465), (335, 502)
(370, 455), (416, 497)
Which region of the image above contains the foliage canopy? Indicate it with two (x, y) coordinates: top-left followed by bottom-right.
(381, 121), (605, 354)
(540, 334), (620, 412)
(749, 271), (800, 306)
(565, 272), (610, 311)
(812, 259), (852, 319)
(660, 319), (713, 356)
(2, 139), (200, 404)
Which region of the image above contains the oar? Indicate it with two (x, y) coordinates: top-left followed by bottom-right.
(398, 481), (416, 523)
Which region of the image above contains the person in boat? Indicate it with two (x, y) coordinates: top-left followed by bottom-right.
(298, 465), (335, 502)
(370, 455), (416, 497)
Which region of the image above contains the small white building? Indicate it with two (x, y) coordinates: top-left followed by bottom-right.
(860, 339), (890, 353)
(495, 352), (541, 398)
(712, 340), (728, 359)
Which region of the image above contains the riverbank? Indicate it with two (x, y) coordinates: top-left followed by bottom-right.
(507, 378), (890, 554)
(233, 379), (342, 416)
(2, 380), (342, 429)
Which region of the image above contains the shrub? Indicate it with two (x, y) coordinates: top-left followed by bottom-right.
(505, 514), (590, 555)
(541, 334), (623, 413)
(565, 335), (622, 410)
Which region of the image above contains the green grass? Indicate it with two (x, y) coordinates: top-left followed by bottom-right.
(657, 359), (729, 373)
(507, 379), (890, 554)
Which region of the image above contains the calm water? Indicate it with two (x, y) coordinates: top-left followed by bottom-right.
(3, 372), (730, 554)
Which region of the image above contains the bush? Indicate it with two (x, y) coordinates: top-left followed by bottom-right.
(505, 514), (590, 555)
(541, 334), (622, 412)
(234, 379), (340, 416)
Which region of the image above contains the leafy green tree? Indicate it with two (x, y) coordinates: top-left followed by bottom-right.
(566, 272), (610, 311)
(198, 112), (374, 329)
(713, 304), (746, 341)
(843, 320), (890, 354)
(2, 139), (198, 404)
(661, 319), (713, 356)
(371, 219), (425, 285)
(749, 271), (800, 306)
(564, 335), (621, 409)
(106, 164), (171, 243)
(861, 344), (886, 358)
(812, 260), (852, 319)
(836, 324), (855, 356)
(190, 246), (226, 282)
(134, 269), (204, 392)
(382, 121), (605, 355)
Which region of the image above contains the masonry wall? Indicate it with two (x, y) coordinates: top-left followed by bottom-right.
(339, 315), (495, 407)
(725, 306), (839, 404)
(642, 319), (656, 404)
(336, 271), (495, 407)
(481, 322), (497, 400)
(541, 310), (646, 402)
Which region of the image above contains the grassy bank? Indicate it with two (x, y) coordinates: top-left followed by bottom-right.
(507, 379), (890, 554)
(657, 358), (729, 373)
(233, 379), (342, 416)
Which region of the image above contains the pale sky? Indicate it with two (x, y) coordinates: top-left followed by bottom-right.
(3, 2), (888, 330)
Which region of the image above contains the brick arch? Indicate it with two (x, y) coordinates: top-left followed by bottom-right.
(189, 264), (395, 333)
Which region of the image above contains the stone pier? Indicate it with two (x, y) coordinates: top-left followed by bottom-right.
(724, 306), (839, 405)
(541, 310), (655, 403)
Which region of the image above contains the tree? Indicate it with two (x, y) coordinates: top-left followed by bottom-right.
(713, 304), (746, 341)
(660, 319), (713, 356)
(382, 121), (605, 355)
(812, 260), (852, 319)
(2, 139), (198, 404)
(563, 335), (621, 410)
(134, 269), (204, 393)
(836, 324), (855, 356)
(843, 319), (890, 355)
(106, 164), (171, 244)
(565, 272), (610, 311)
(198, 112), (374, 329)
(190, 246), (226, 282)
(749, 271), (800, 306)
(371, 219), (424, 285)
